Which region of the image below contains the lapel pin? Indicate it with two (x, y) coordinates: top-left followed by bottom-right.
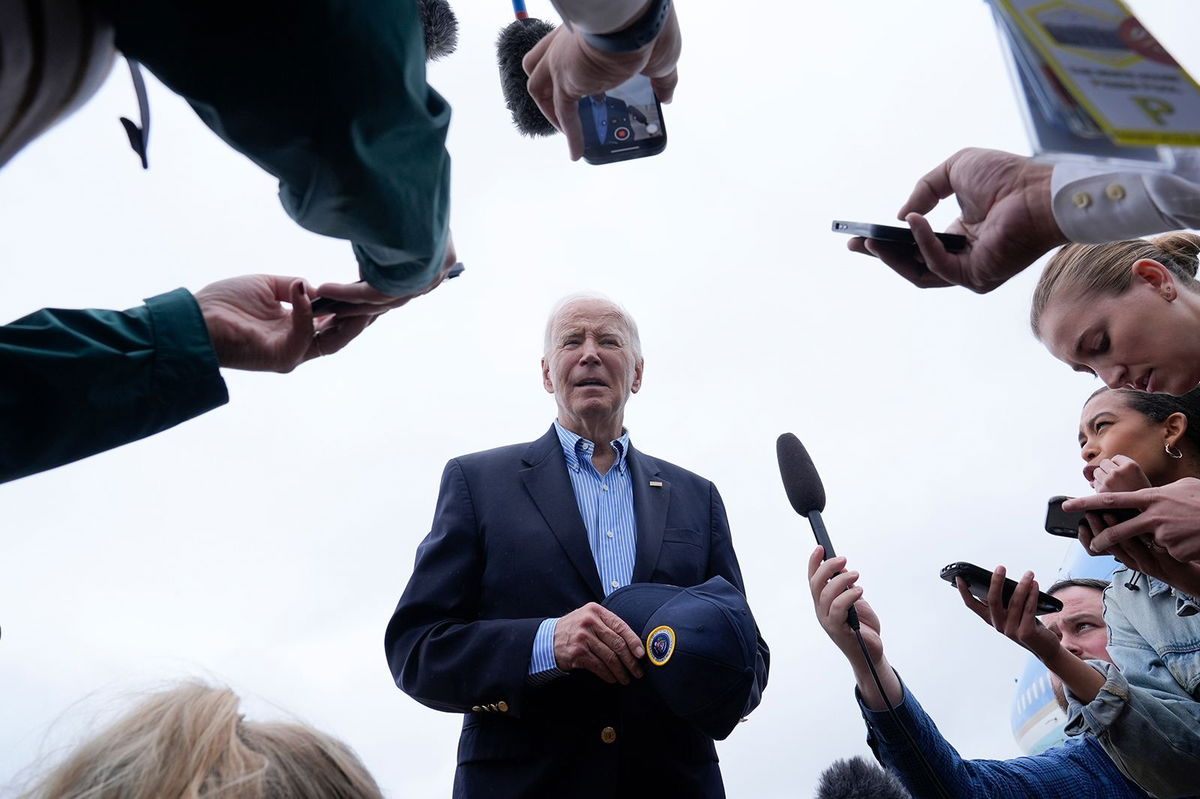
(649, 481), (663, 488)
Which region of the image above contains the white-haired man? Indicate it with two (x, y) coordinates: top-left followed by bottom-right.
(385, 294), (769, 799)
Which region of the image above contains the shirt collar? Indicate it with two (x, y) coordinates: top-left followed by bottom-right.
(553, 420), (631, 474)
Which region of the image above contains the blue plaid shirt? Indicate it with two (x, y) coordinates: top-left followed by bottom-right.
(528, 421), (638, 680)
(860, 676), (1152, 798)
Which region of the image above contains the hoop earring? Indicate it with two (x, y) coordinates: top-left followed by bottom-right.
(1166, 442), (1184, 459)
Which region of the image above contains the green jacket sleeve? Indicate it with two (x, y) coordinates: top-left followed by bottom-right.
(104, 0), (452, 297)
(0, 289), (229, 483)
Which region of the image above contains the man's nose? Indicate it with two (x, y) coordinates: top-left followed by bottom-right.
(577, 339), (601, 363)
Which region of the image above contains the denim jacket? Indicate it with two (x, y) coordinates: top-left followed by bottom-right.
(1065, 569), (1200, 798)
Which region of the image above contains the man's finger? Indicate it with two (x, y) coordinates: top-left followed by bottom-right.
(907, 212), (971, 291)
(601, 607), (645, 659)
(1062, 490), (1154, 514)
(986, 566), (1008, 631)
(578, 650), (619, 684)
(555, 88), (584, 161)
(586, 636), (630, 684)
(955, 577), (989, 621)
(899, 156), (956, 218)
(1090, 515), (1152, 552)
(650, 68), (678, 104)
(863, 239), (953, 289)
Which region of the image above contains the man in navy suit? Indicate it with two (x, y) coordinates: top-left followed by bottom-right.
(580, 92), (650, 150)
(385, 294), (768, 798)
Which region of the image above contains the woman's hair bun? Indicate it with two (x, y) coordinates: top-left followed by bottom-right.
(1151, 231), (1200, 279)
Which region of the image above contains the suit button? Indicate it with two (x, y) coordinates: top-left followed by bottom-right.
(498, 701), (509, 712)
(1106, 183), (1126, 201)
(1073, 191), (1092, 209)
(601, 726), (617, 744)
(472, 706), (483, 712)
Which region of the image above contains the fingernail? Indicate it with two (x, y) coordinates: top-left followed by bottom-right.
(635, 646), (645, 657)
(297, 282), (307, 298)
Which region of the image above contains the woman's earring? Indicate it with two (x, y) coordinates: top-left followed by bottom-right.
(1166, 442), (1184, 459)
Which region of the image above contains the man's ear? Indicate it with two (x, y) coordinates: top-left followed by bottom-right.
(1131, 258), (1177, 299)
(631, 358), (644, 394)
(542, 357), (554, 394)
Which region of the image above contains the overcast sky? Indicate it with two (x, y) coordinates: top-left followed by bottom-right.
(2, 1), (1198, 795)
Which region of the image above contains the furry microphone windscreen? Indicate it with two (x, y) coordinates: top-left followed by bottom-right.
(417, 0), (459, 60)
(815, 757), (911, 799)
(496, 17), (558, 136)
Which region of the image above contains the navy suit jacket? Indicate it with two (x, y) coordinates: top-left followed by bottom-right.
(384, 426), (769, 799)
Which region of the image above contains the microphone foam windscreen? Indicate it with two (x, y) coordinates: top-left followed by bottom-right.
(776, 433), (826, 517)
(417, 0), (459, 60)
(496, 18), (558, 137)
(815, 757), (911, 799)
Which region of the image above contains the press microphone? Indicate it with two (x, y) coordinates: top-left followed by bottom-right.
(776, 433), (857, 629)
(815, 757), (911, 799)
(496, 0), (558, 136)
(417, 0), (460, 61)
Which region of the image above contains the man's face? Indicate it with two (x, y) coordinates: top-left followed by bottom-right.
(542, 299), (643, 432)
(1044, 586), (1109, 710)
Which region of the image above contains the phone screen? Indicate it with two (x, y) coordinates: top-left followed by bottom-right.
(578, 74), (666, 165)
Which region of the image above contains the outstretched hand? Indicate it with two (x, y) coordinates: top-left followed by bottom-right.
(848, 148), (1066, 293)
(523, 7), (680, 161)
(195, 275), (370, 372)
(807, 548), (883, 666)
(955, 566), (1063, 664)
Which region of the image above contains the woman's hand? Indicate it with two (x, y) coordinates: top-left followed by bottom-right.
(1088, 455), (1152, 493)
(955, 566), (1065, 665)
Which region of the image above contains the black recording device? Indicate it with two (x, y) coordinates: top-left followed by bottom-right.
(831, 220), (968, 253)
(940, 562), (1063, 614)
(1046, 495), (1085, 537)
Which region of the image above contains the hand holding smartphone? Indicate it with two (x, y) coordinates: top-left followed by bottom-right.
(832, 220), (968, 253)
(577, 74), (666, 165)
(940, 561), (1063, 614)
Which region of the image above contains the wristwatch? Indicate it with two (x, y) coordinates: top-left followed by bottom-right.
(582, 0), (672, 53)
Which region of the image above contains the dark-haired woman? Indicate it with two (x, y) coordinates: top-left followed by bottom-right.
(969, 387), (1200, 798)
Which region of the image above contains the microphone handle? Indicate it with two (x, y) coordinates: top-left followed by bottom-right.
(809, 510), (860, 630)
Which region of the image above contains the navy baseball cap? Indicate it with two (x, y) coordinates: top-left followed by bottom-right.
(602, 575), (759, 740)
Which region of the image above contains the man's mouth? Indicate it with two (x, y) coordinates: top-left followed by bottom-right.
(576, 379), (608, 388)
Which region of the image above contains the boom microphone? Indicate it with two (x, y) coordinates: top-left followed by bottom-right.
(417, 0), (460, 60)
(496, 1), (558, 136)
(776, 433), (854, 626)
(815, 757), (911, 799)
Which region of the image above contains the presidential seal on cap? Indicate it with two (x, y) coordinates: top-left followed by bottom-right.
(602, 575), (761, 740)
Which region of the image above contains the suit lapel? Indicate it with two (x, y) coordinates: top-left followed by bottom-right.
(629, 447), (670, 584)
(520, 427), (604, 601)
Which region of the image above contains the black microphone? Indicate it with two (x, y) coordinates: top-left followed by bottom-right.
(776, 433), (857, 629)
(417, 0), (460, 61)
(496, 16), (558, 136)
(815, 757), (911, 799)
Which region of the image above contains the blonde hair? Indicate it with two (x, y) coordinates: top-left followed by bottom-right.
(1031, 232), (1200, 337)
(19, 683), (383, 799)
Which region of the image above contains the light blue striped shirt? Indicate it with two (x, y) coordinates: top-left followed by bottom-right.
(528, 420), (638, 680)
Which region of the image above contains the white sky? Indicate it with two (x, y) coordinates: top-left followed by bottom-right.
(2, 1), (1198, 795)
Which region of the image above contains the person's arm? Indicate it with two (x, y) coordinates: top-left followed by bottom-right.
(384, 459), (557, 716)
(524, 0), (680, 160)
(1064, 583), (1200, 798)
(954, 566), (1105, 703)
(1052, 152), (1200, 244)
(807, 550), (1127, 798)
(0, 275), (368, 484)
(107, 0), (451, 298)
(0, 289), (227, 483)
(706, 483), (769, 716)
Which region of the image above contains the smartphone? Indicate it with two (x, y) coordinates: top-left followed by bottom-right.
(831, 220), (968, 253)
(939, 561), (1063, 615)
(578, 74), (666, 165)
(310, 263), (465, 316)
(1046, 495), (1085, 537)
